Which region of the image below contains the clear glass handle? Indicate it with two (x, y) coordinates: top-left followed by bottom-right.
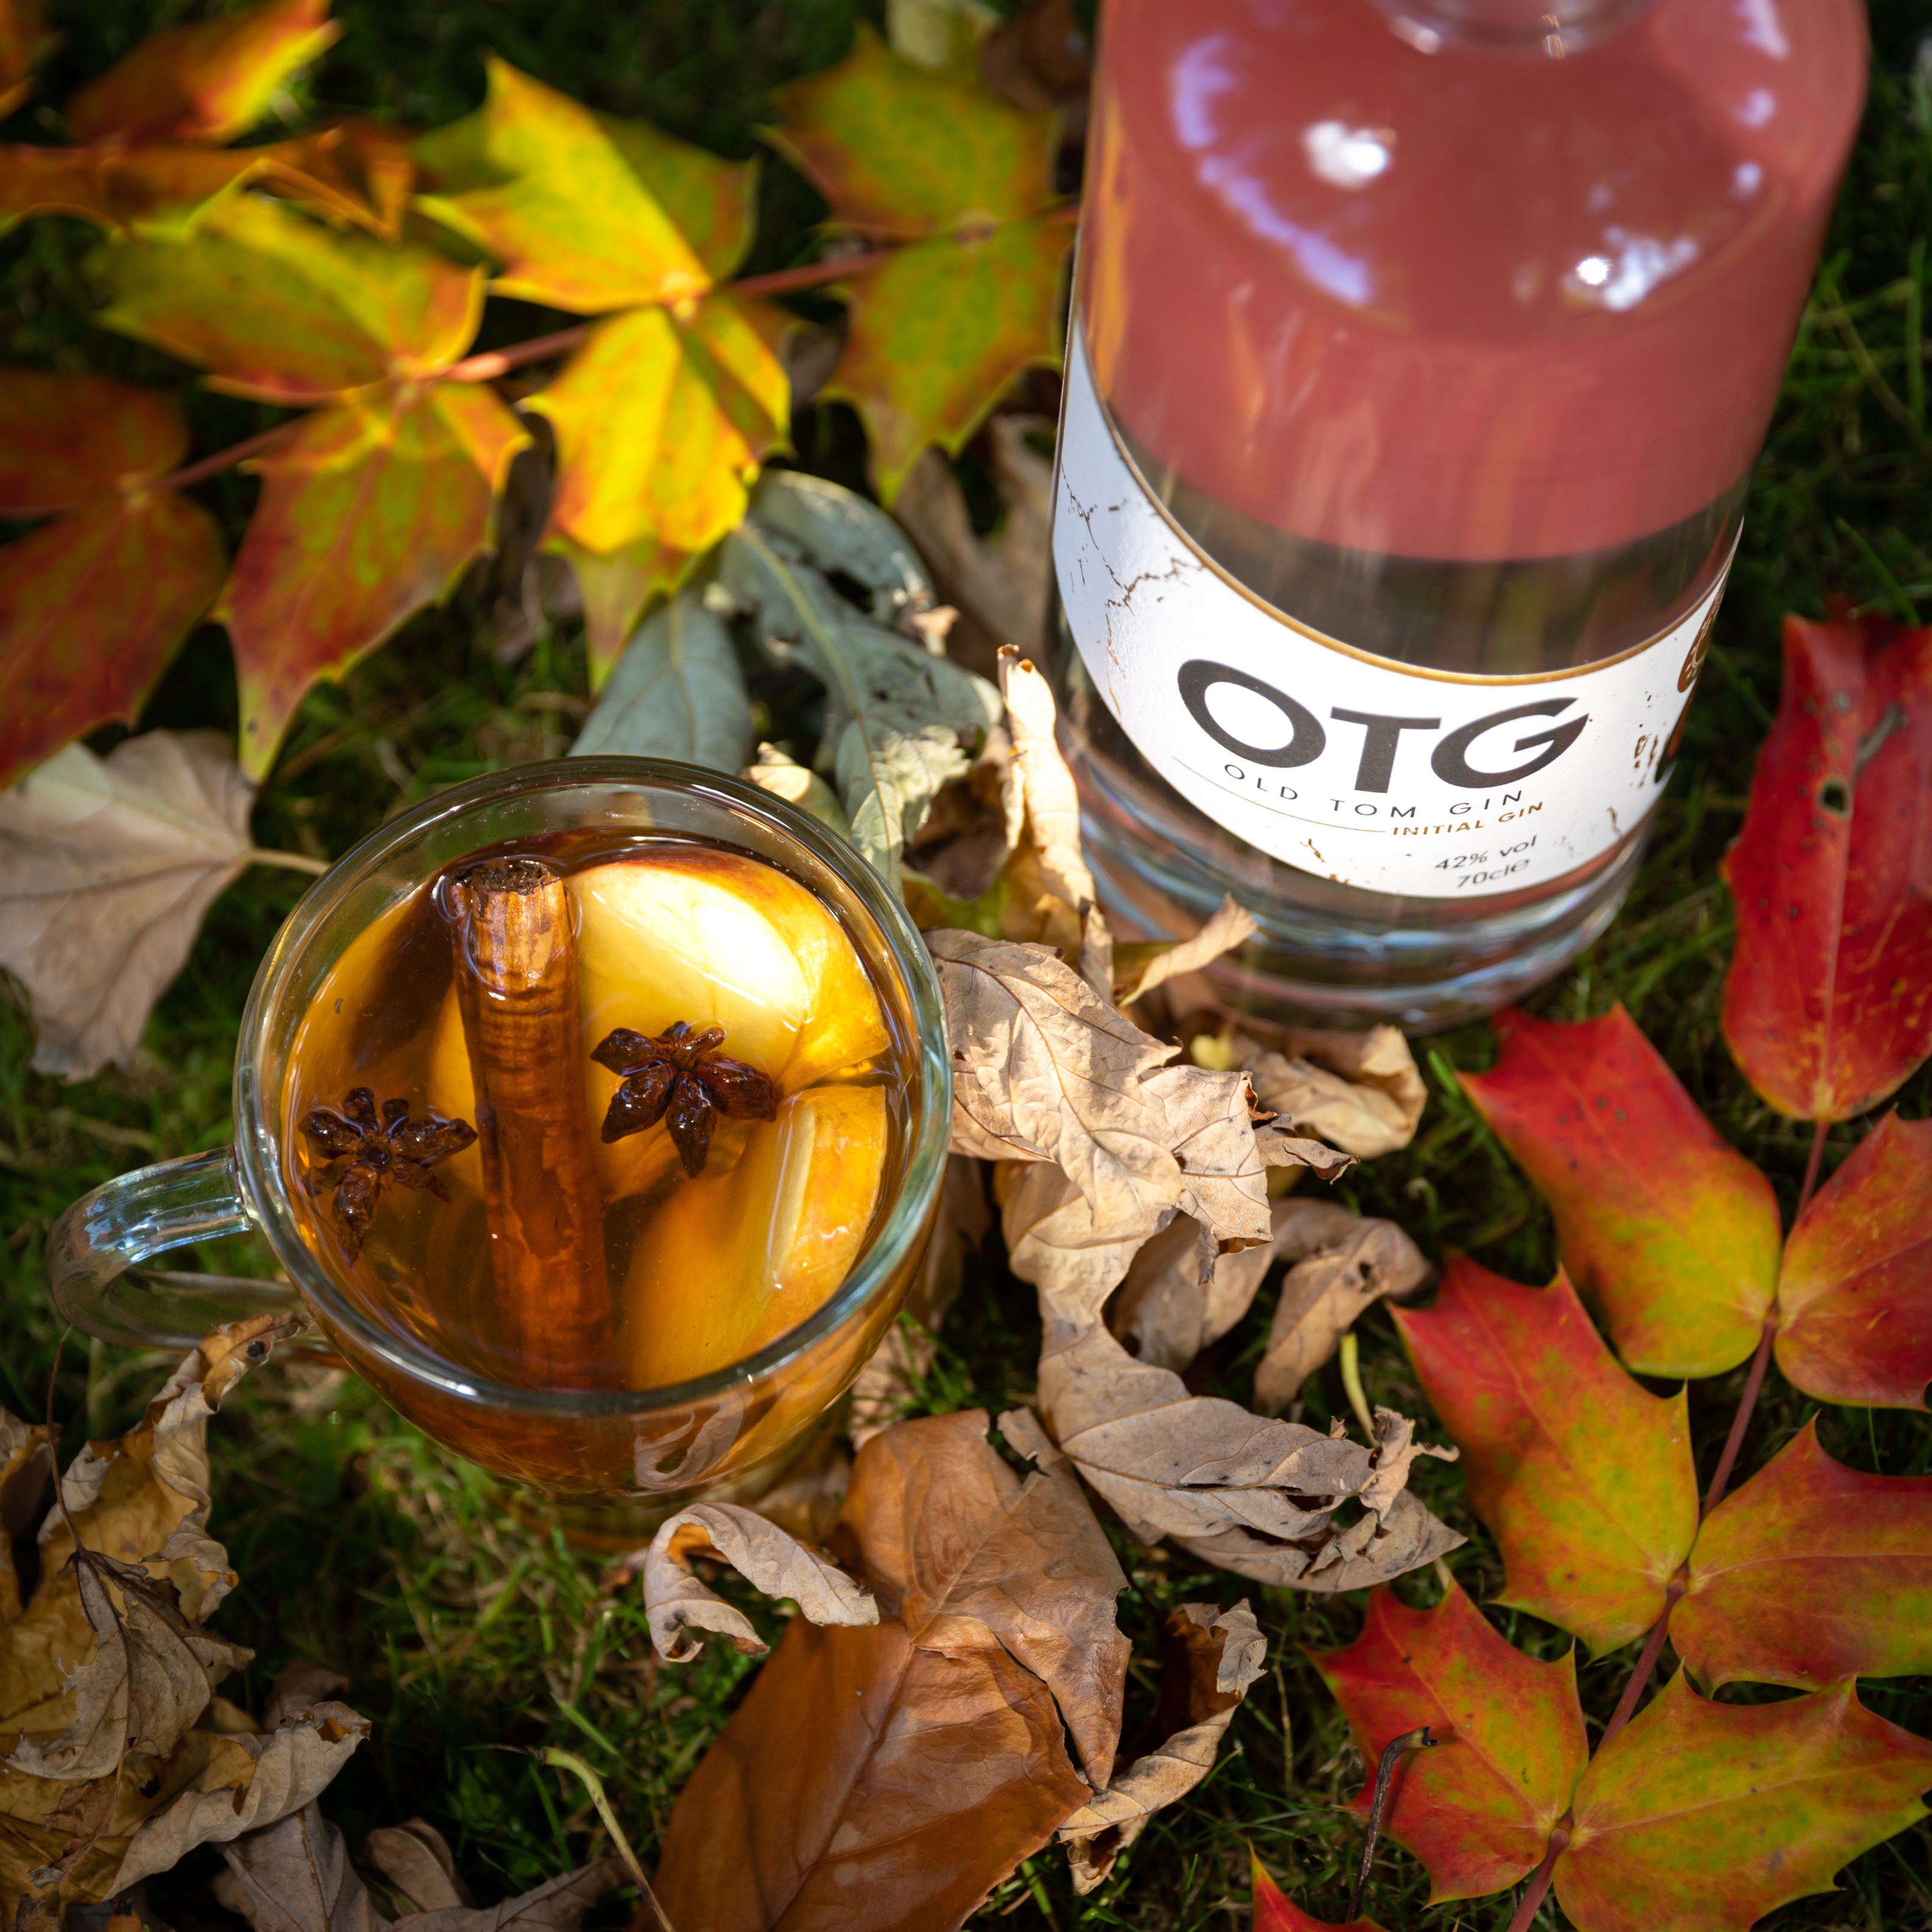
(45, 1147), (307, 1351)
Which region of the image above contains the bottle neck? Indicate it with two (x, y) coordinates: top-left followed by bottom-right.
(1372, 0), (1655, 56)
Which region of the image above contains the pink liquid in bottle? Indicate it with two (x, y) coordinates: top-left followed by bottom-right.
(1046, 0), (1867, 1023)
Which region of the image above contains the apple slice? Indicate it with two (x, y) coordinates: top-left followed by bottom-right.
(623, 1084), (890, 1389)
(570, 849), (889, 1118)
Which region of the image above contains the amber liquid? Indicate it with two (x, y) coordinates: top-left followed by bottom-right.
(280, 831), (911, 1399)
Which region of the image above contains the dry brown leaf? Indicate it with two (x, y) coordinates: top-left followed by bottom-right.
(0, 1322), (370, 1928)
(741, 1438), (852, 1548)
(1243, 1025), (1427, 1160)
(1253, 1203), (1430, 1415)
(1058, 1600), (1266, 1892)
(1109, 1214), (1279, 1373)
(261, 1664), (351, 1734)
(1112, 897), (1260, 1008)
(217, 1802), (619, 1932)
(640, 1502), (878, 1662)
(0, 1414), (52, 1627)
(654, 1411), (1131, 1930)
(0, 732), (299, 1081)
(365, 1820), (469, 1914)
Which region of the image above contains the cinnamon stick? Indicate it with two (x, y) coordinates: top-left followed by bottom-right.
(446, 856), (614, 1386)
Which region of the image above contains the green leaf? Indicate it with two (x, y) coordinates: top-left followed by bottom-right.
(836, 721), (968, 887)
(769, 27), (1058, 237)
(826, 215), (1069, 505)
(414, 56), (750, 310)
(1459, 1005), (1783, 1379)
(1394, 1256), (1698, 1655)
(1675, 1418), (1932, 1692)
(218, 383), (529, 779)
(93, 192), (485, 404)
(1554, 1675), (1932, 1932)
(570, 589), (751, 773)
(528, 295), (790, 563)
(64, 0), (340, 148)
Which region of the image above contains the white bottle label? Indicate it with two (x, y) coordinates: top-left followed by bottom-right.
(1052, 327), (1727, 899)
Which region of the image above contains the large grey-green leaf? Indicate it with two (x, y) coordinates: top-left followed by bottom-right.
(719, 500), (999, 891)
(570, 592), (751, 773)
(748, 469), (934, 624)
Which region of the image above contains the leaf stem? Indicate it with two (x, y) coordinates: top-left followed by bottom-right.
(156, 424), (293, 490)
(1598, 1576), (1686, 1749)
(1797, 1114), (1830, 1219)
(1346, 1725), (1434, 1920)
(1503, 1831), (1568, 1932)
(244, 846), (330, 876)
(1700, 1317), (1778, 1518)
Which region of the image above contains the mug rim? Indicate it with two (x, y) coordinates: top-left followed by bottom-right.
(233, 756), (952, 1418)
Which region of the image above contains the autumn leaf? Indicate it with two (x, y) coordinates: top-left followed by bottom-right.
(770, 29), (1058, 239)
(1109, 1195), (1295, 1375)
(1311, 1578), (1586, 1901)
(1553, 1674), (1932, 1932)
(1393, 1257), (1698, 1654)
(824, 215), (1071, 504)
(653, 1410), (1122, 1932)
(64, 0), (340, 148)
(1460, 1005), (1781, 1377)
(0, 368), (224, 786)
(771, 30), (1069, 502)
(743, 739), (851, 839)
(1720, 613), (1932, 1122)
(94, 192), (484, 404)
(1114, 896), (1259, 1007)
(413, 57), (751, 306)
(0, 0), (52, 118)
(0, 732), (316, 1080)
(218, 384), (529, 777)
(1673, 1419), (1932, 1691)
(1775, 1109), (1932, 1409)
(1240, 1026), (1427, 1162)
(1252, 1851), (1387, 1932)
(571, 588), (751, 770)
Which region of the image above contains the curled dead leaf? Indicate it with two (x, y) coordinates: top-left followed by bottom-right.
(1241, 1026), (1426, 1162)
(364, 1819), (470, 1914)
(1058, 1600), (1266, 1892)
(639, 1501), (877, 1661)
(1112, 896), (1259, 1008)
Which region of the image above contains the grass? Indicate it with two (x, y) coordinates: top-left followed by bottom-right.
(3, 1), (1932, 1928)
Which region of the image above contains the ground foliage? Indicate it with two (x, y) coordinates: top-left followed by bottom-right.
(1, 2), (1931, 1930)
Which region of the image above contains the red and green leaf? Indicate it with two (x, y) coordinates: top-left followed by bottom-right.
(1720, 613), (1932, 1122)
(545, 532), (699, 690)
(1554, 1674), (1932, 1932)
(1394, 1258), (1697, 1654)
(1461, 1005), (1781, 1378)
(0, 492), (225, 787)
(412, 57), (748, 312)
(0, 367), (189, 514)
(64, 0), (340, 149)
(1251, 1851), (1387, 1932)
(1310, 1578), (1583, 1900)
(529, 295), (789, 559)
(217, 384), (528, 778)
(1675, 1419), (1932, 1691)
(95, 192), (484, 403)
(0, 0), (54, 120)
(1775, 1109), (1932, 1411)
(826, 215), (1069, 505)
(770, 28), (1059, 237)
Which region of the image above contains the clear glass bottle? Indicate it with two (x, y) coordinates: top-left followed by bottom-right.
(1045, 0), (1867, 1027)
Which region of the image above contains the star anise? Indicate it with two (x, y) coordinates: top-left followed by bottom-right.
(298, 1087), (477, 1256)
(590, 1022), (778, 1177)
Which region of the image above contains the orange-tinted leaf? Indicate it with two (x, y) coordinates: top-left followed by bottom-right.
(413, 57), (747, 311)
(1252, 1850), (1387, 1932)
(0, 492), (225, 786)
(826, 215), (1069, 505)
(0, 141), (264, 236)
(65, 0), (340, 148)
(95, 192), (483, 404)
(770, 28), (1059, 237)
(1554, 1674), (1932, 1932)
(1776, 1111), (1932, 1409)
(217, 383), (527, 778)
(530, 296), (789, 563)
(1461, 1005), (1781, 1378)
(0, 367), (187, 514)
(546, 531), (699, 690)
(1394, 1258), (1697, 1653)
(0, 0), (53, 119)
(1720, 615), (1932, 1122)
(262, 121), (416, 237)
(1310, 1578), (1582, 1900)
(1675, 1420), (1932, 1692)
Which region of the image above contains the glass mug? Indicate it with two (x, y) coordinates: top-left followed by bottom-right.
(45, 760), (951, 1509)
